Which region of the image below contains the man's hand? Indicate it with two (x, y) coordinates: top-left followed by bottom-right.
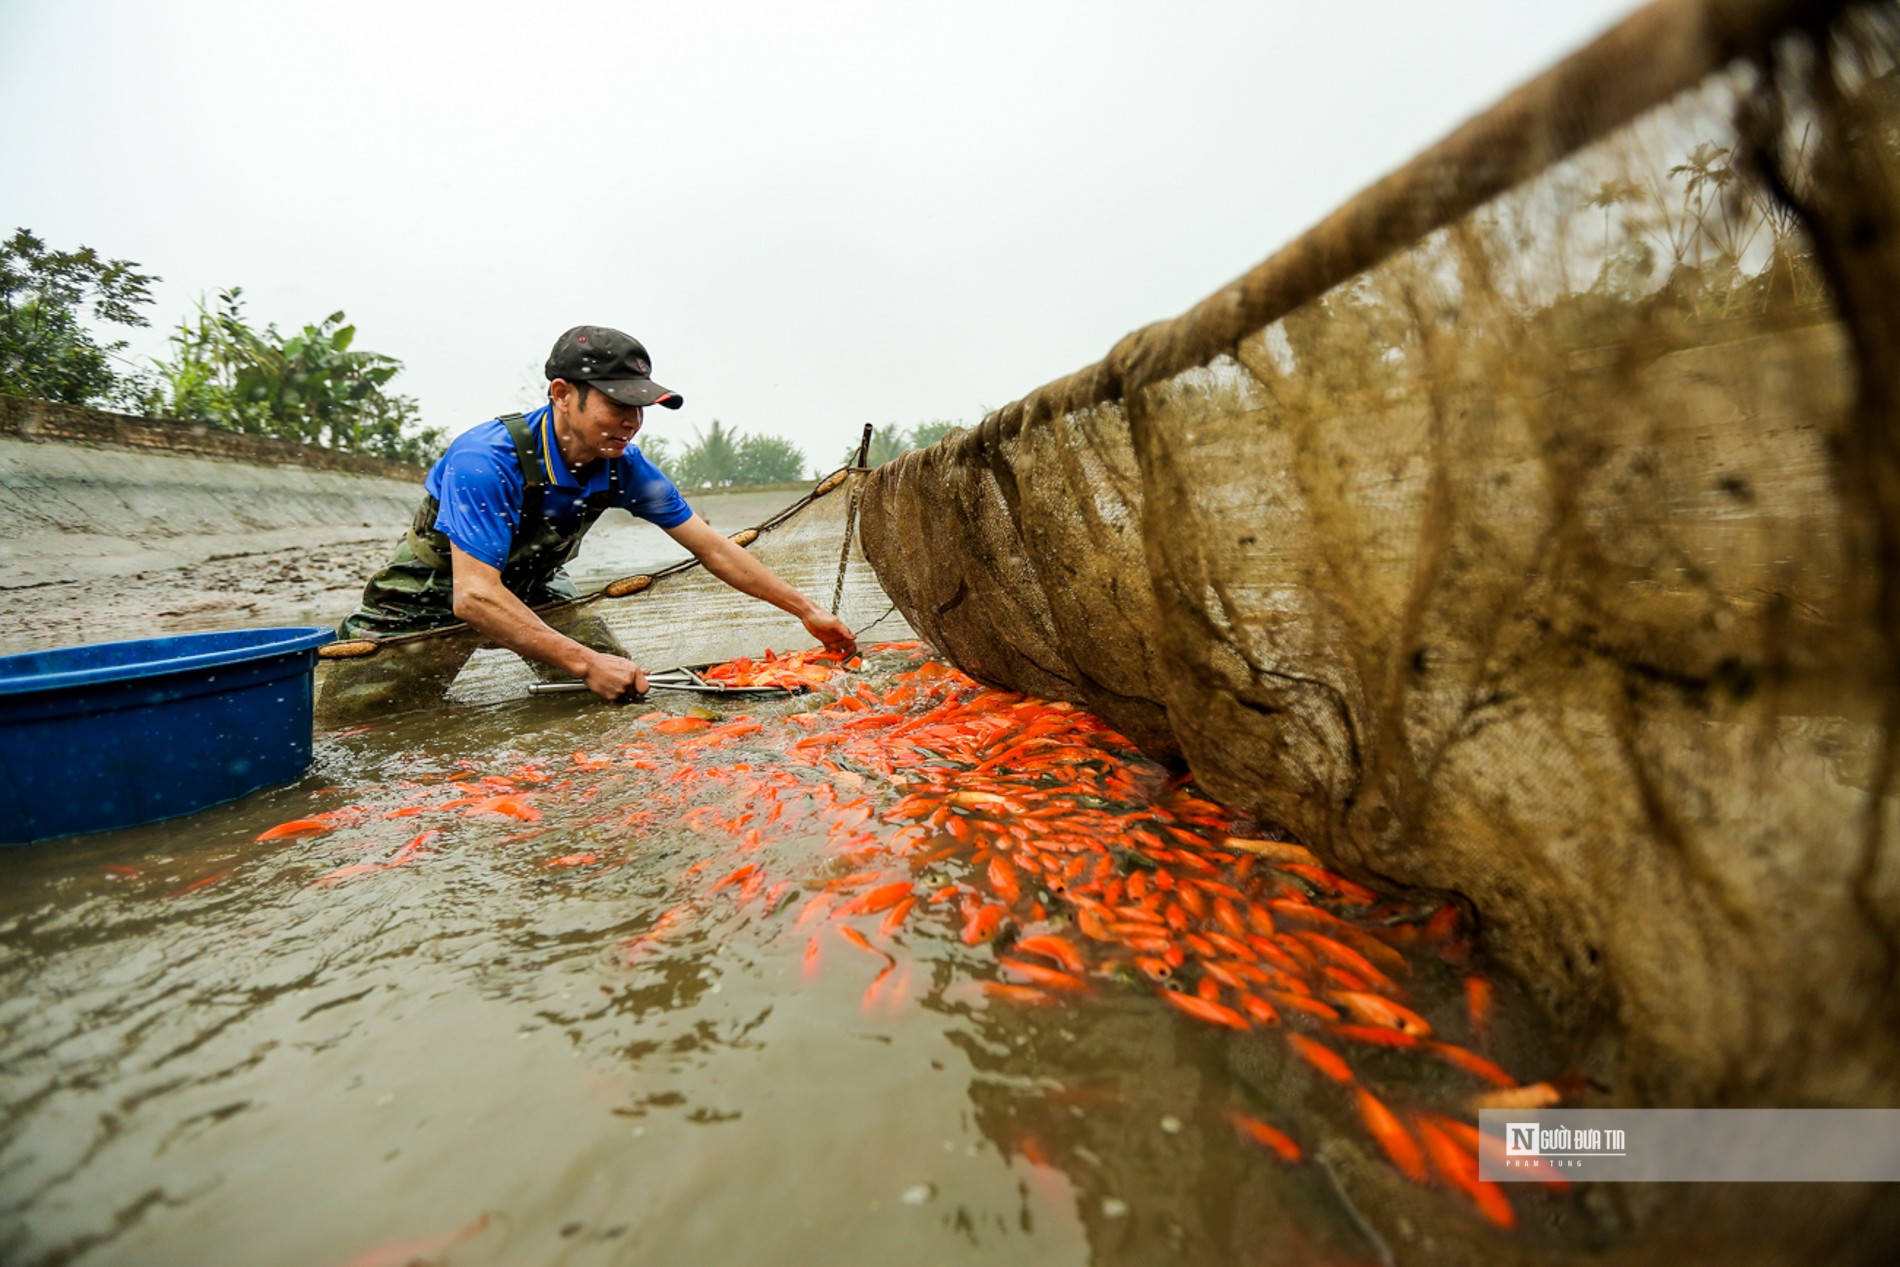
(579, 651), (649, 703)
(451, 544), (649, 697)
(665, 514), (861, 658)
(803, 609), (857, 657)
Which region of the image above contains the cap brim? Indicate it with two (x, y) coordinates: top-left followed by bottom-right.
(592, 378), (683, 410)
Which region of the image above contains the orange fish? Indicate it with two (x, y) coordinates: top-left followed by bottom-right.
(1229, 1111), (1301, 1162)
(463, 795), (541, 822)
(256, 818), (330, 841)
(651, 717), (713, 736)
(1176, 884), (1208, 920)
(1160, 990), (1251, 1032)
(1219, 837), (1320, 866)
(1135, 955), (1174, 982)
(172, 870), (231, 897)
(842, 880), (912, 915)
(1213, 897), (1249, 939)
(1327, 990), (1433, 1036)
(1329, 1023), (1423, 1050)
(987, 855), (1022, 904)
(837, 924), (894, 965)
(387, 830), (435, 864)
(1423, 1040), (1517, 1087)
(708, 863), (758, 893)
(997, 958), (1088, 993)
(1464, 974), (1494, 1038)
(1445, 1116), (1573, 1190)
(622, 905), (691, 965)
(1277, 862), (1380, 904)
(1424, 903), (1463, 942)
(311, 862), (384, 888)
(1470, 1074), (1583, 1111)
(341, 1213), (490, 1267)
(878, 896), (917, 938)
(1265, 990), (1341, 1022)
(1235, 992), (1282, 1027)
(961, 902), (1008, 945)
(1204, 931), (1257, 963)
(861, 962), (896, 1013)
(1285, 1034), (1354, 1083)
(1013, 934), (1084, 974)
(1355, 1088), (1426, 1182)
(1414, 1113), (1515, 1229)
(1245, 903), (1277, 937)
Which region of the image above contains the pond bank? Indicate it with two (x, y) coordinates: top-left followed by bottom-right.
(0, 414), (843, 654)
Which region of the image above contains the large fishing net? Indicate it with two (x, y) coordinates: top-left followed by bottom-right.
(859, 0), (1900, 1108)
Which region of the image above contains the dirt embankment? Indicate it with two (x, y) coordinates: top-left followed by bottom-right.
(0, 406), (837, 655)
(0, 418), (425, 652)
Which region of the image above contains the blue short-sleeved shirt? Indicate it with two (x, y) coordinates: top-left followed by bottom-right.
(424, 403), (693, 569)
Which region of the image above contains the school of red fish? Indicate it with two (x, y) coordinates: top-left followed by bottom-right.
(241, 640), (1579, 1232)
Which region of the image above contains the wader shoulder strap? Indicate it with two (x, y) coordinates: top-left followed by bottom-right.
(500, 413), (543, 494)
(406, 412), (541, 571)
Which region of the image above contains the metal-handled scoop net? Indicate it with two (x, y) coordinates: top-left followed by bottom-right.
(526, 664), (822, 698)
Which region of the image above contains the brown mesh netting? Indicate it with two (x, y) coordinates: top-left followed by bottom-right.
(860, 0), (1900, 1106)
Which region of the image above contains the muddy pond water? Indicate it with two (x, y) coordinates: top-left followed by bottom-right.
(0, 630), (1614, 1267)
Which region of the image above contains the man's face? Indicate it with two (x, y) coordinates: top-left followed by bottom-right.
(555, 380), (645, 461)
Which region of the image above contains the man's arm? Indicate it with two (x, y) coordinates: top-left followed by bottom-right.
(663, 513), (857, 655)
(449, 544), (648, 701)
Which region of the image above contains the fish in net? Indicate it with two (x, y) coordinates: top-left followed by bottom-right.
(856, 0), (1900, 1114)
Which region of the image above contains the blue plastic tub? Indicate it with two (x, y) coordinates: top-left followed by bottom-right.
(0, 627), (335, 845)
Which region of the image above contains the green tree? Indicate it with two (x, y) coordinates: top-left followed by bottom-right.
(909, 419), (961, 449)
(669, 420), (806, 488)
(0, 228), (157, 407)
(674, 418), (743, 488)
(843, 420), (963, 468)
(862, 425), (912, 467)
(357, 389), (448, 467)
(152, 288), (442, 463)
(734, 433), (807, 484)
(635, 431), (674, 471)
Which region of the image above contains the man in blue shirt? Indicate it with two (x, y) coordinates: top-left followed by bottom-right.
(328, 325), (855, 709)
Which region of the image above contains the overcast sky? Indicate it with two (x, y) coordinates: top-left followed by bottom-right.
(2, 0), (1641, 470)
